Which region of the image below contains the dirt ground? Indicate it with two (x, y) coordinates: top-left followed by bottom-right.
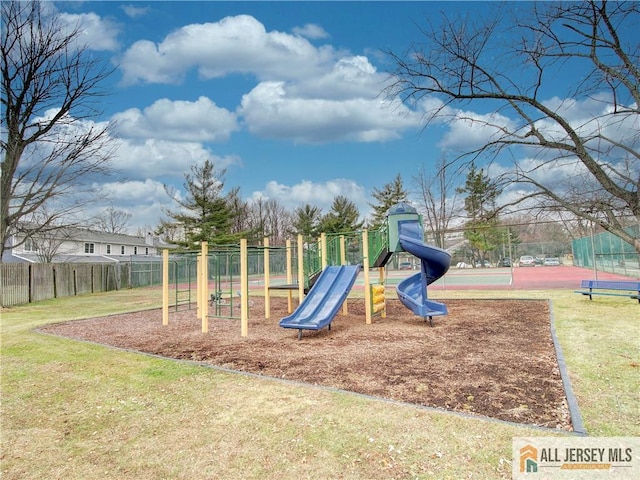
(40, 296), (572, 430)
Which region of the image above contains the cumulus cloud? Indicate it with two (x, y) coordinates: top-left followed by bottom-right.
(119, 15), (338, 85)
(536, 93), (639, 151)
(58, 12), (121, 51)
(112, 97), (239, 143)
(436, 108), (514, 152)
(112, 138), (241, 179)
(87, 179), (175, 230)
(115, 14), (420, 145)
(253, 178), (370, 218)
(239, 81), (418, 143)
(426, 90), (638, 161)
(287, 55), (384, 100)
(96, 179), (167, 205)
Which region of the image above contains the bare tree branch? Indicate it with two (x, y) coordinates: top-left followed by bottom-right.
(385, 0), (639, 252)
(1, 1), (117, 260)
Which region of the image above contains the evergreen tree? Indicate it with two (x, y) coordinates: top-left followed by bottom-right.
(291, 204), (323, 242)
(368, 174), (408, 227)
(320, 196), (363, 234)
(456, 163), (501, 266)
(163, 159), (239, 249)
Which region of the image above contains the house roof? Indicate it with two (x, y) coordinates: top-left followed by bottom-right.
(2, 252), (166, 264)
(65, 229), (159, 247)
(11, 225), (174, 248)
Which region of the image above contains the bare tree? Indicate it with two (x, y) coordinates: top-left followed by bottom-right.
(263, 198), (293, 245)
(386, 1), (640, 252)
(31, 227), (75, 263)
(95, 206), (132, 234)
(246, 197), (268, 242)
(1, 1), (116, 261)
(227, 187), (250, 236)
(154, 220), (183, 244)
(18, 207), (75, 262)
(412, 158), (461, 249)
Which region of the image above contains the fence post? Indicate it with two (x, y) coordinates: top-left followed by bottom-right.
(162, 249), (169, 326)
(264, 237), (270, 320)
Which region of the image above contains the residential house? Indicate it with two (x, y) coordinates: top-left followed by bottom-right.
(3, 227), (169, 263)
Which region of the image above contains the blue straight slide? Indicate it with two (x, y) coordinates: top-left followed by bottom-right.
(279, 265), (361, 339)
(396, 220), (451, 320)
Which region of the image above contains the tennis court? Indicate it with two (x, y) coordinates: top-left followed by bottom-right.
(252, 264), (636, 293)
(427, 264), (637, 290)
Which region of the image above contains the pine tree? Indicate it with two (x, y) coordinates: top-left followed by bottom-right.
(456, 163), (501, 266)
(163, 160), (239, 249)
(291, 204), (323, 242)
(320, 196), (363, 234)
(368, 174), (408, 227)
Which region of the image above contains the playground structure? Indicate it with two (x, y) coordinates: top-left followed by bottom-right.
(161, 203), (451, 337)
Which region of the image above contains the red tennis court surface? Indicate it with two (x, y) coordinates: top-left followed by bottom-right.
(430, 265), (638, 290)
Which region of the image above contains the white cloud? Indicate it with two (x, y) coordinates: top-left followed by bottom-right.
(239, 81), (418, 143)
(119, 15), (338, 85)
(536, 94), (639, 151)
(542, 94), (610, 123)
(97, 179), (167, 205)
(292, 23), (329, 40)
(254, 179), (370, 219)
(113, 97), (239, 142)
(58, 12), (121, 51)
(121, 4), (149, 19)
(436, 108), (514, 152)
(89, 179), (174, 230)
(426, 91), (638, 160)
(287, 55), (384, 100)
(116, 15), (420, 145)
(112, 138), (241, 179)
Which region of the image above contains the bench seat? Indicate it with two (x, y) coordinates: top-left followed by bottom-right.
(575, 280), (640, 303)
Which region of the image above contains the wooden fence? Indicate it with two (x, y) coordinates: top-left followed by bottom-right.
(0, 262), (137, 307)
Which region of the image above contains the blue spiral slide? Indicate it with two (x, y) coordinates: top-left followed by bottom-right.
(279, 264), (361, 339)
(395, 220), (451, 323)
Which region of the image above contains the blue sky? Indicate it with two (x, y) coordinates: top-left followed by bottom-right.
(43, 1), (586, 232)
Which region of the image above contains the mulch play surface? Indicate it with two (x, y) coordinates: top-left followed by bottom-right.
(41, 297), (572, 430)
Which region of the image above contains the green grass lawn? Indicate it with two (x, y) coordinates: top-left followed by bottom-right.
(1, 287), (638, 479)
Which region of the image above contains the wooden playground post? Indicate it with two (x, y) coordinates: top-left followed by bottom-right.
(297, 234), (305, 302)
(263, 237), (270, 319)
(200, 241), (209, 333)
(320, 232), (327, 269)
(162, 249), (169, 325)
(196, 247), (202, 320)
(286, 239), (293, 313)
(240, 239), (249, 337)
(340, 235), (349, 316)
(362, 229), (372, 324)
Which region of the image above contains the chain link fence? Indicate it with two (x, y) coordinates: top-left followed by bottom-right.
(571, 225), (640, 278)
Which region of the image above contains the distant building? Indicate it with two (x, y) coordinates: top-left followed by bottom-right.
(2, 227), (171, 263)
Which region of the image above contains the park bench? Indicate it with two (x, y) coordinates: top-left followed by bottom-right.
(575, 280), (640, 303)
